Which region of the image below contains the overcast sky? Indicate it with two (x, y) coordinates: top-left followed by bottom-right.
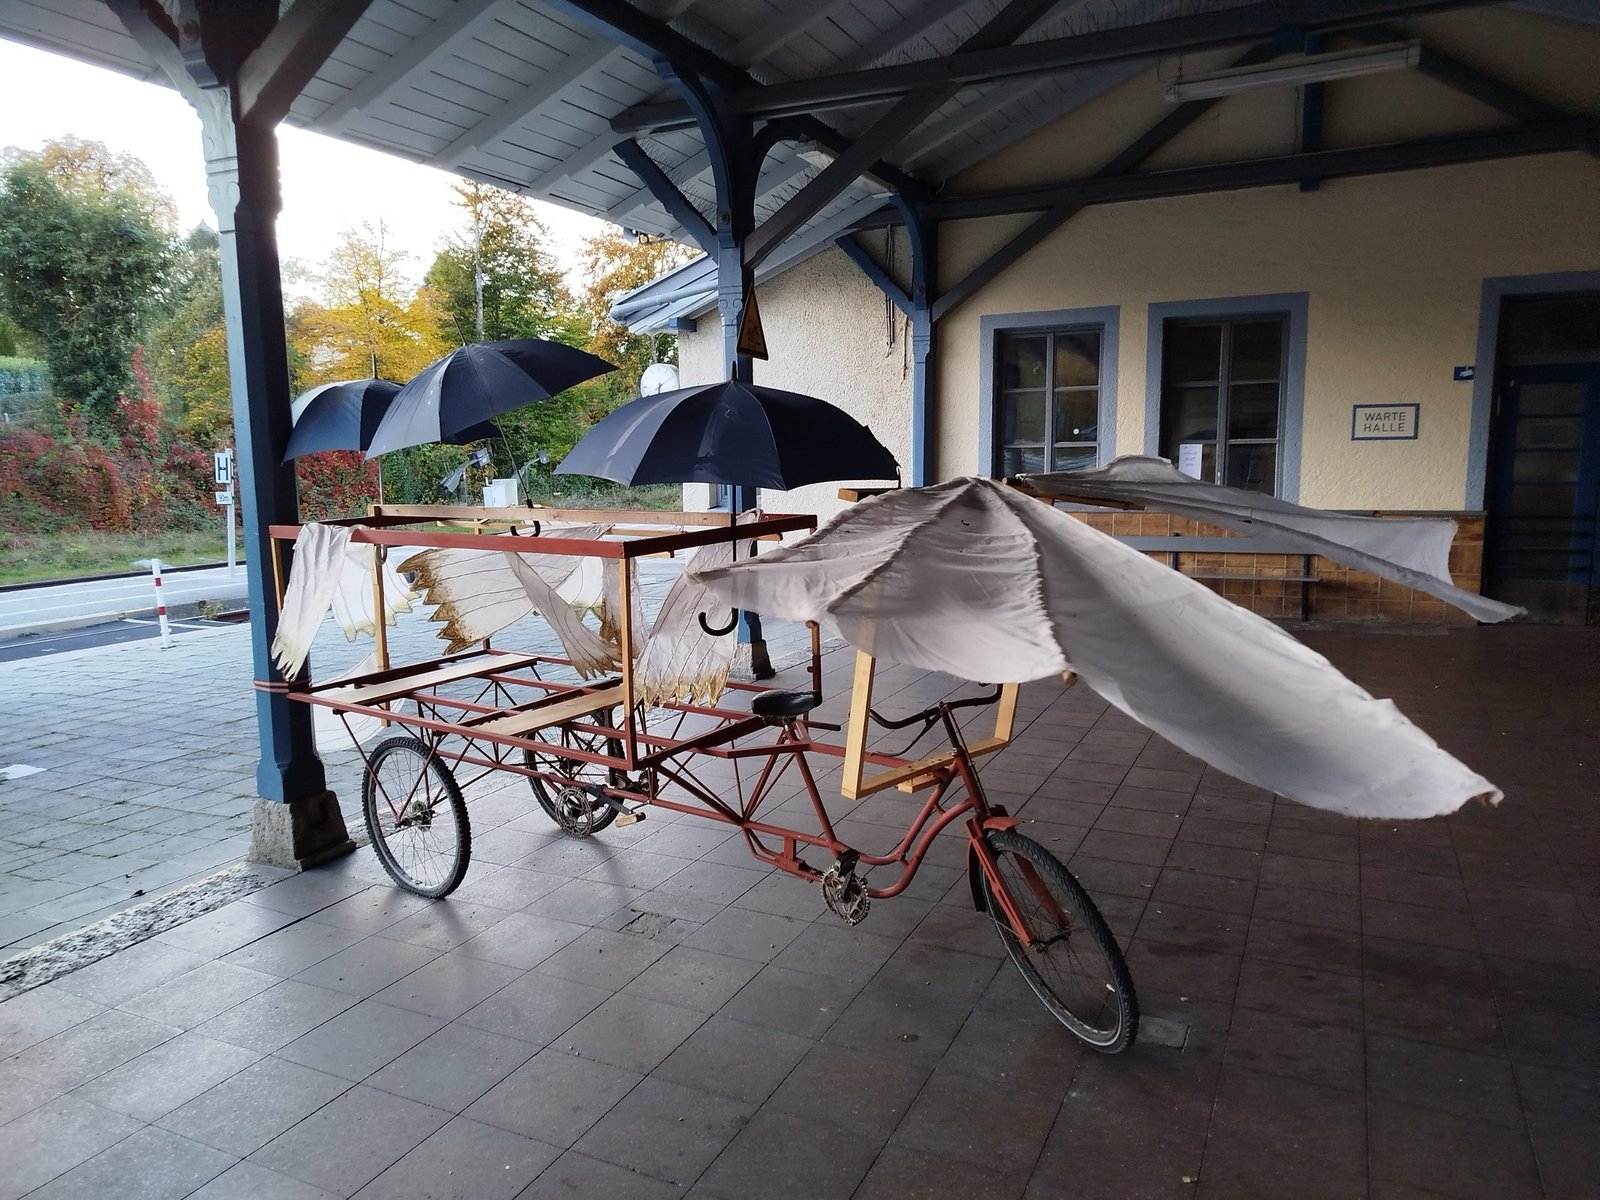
(0, 38), (609, 291)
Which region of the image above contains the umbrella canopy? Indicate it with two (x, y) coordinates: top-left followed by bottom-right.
(285, 378), (401, 461)
(364, 339), (616, 458)
(555, 378), (899, 490)
(285, 379), (504, 461)
(1018, 456), (1521, 623)
(693, 477), (1501, 820)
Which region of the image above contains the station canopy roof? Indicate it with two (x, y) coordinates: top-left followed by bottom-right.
(5, 0), (1596, 332)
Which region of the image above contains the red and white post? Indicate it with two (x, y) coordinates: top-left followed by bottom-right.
(150, 557), (173, 649)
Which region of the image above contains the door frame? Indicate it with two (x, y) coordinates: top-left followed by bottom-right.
(1468, 271), (1600, 510)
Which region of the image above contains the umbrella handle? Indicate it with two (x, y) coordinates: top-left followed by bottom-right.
(698, 609), (738, 637)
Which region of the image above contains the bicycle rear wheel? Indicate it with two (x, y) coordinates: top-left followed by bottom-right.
(980, 828), (1138, 1053)
(362, 735), (471, 898)
(524, 708), (625, 837)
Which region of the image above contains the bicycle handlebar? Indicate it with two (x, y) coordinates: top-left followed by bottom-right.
(867, 685), (1003, 731)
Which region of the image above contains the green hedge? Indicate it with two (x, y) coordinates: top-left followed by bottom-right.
(0, 356), (47, 397)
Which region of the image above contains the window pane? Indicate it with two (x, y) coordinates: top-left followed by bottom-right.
(1513, 452), (1579, 484)
(1003, 445), (1047, 475)
(1517, 382), (1584, 417)
(1509, 484), (1575, 517)
(1231, 320), (1284, 381)
(1228, 382), (1280, 439)
(1225, 442), (1277, 493)
(1053, 389), (1098, 442)
(1003, 390), (1046, 443)
(1162, 385), (1219, 445)
(1499, 295), (1600, 361)
(1053, 331), (1100, 387)
(1001, 335), (1047, 390)
(1163, 323), (1221, 384)
(1517, 417), (1581, 450)
(1051, 445), (1098, 472)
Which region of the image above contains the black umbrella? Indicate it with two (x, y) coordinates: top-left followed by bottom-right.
(284, 378), (401, 461)
(364, 339), (616, 459)
(285, 379), (505, 460)
(555, 378), (900, 490)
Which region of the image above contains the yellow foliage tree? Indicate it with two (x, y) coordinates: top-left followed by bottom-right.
(579, 230), (694, 396)
(290, 221), (450, 387)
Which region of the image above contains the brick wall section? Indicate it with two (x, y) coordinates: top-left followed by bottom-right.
(1066, 510), (1487, 625)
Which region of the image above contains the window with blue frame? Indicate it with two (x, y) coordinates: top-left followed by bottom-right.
(996, 327), (1103, 476)
(1159, 316), (1286, 494)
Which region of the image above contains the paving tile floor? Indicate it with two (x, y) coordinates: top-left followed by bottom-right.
(0, 621), (1596, 1198)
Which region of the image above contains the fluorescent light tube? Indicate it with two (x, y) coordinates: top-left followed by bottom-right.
(1165, 41), (1421, 103)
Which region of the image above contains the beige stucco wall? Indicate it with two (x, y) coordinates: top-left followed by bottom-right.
(670, 8), (1599, 515)
(939, 152), (1600, 509)
(675, 246), (914, 522)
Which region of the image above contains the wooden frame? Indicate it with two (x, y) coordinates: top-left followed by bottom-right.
(839, 649), (1019, 799)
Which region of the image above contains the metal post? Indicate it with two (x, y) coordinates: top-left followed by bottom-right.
(150, 558), (173, 649)
(226, 448), (238, 577)
(659, 58), (773, 677)
(900, 199), (938, 486)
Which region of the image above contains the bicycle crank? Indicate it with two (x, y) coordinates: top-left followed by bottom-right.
(821, 852), (870, 926)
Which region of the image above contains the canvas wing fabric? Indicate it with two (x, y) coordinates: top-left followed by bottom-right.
(695, 478), (1501, 820)
(1021, 456), (1521, 623)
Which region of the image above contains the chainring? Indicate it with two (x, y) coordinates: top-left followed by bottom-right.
(821, 867), (870, 926)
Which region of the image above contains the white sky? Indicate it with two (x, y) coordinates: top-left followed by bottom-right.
(0, 39), (610, 292)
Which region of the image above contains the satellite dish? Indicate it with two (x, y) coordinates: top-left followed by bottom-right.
(640, 363), (680, 396)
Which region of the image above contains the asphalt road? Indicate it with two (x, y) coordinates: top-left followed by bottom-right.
(0, 614), (243, 663)
(0, 564), (250, 641)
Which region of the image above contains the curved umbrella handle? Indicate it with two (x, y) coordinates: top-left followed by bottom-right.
(698, 609), (739, 637)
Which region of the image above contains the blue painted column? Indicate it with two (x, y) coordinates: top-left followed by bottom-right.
(901, 200), (938, 486)
(199, 90), (354, 867)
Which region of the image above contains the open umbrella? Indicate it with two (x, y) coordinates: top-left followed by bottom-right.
(285, 378), (401, 461)
(364, 339), (616, 459)
(555, 378), (899, 490)
(285, 378), (505, 460)
(693, 477), (1502, 820)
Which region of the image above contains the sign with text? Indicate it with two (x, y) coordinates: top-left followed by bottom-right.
(214, 490), (232, 506)
(213, 450), (233, 486)
(1351, 404), (1419, 441)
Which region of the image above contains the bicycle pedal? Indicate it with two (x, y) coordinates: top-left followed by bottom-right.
(614, 809), (648, 827)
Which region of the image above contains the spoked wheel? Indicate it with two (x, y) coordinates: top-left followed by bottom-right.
(362, 735), (471, 898)
(980, 828), (1138, 1053)
(524, 708), (627, 837)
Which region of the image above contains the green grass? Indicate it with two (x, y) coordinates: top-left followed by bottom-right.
(0, 529), (239, 587)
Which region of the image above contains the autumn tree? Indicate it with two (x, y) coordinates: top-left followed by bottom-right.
(291, 220), (449, 386)
(425, 182), (583, 346)
(148, 226), (230, 440)
(0, 140), (175, 431)
(579, 230), (694, 397)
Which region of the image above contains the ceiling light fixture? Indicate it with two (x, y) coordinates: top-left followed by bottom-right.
(1165, 41), (1422, 103)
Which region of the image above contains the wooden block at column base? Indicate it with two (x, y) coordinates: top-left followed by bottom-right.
(249, 792), (356, 871)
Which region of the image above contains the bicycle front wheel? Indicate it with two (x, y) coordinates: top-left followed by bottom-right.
(362, 735), (471, 898)
(980, 828), (1138, 1053)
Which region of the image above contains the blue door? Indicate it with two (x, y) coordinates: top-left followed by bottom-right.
(1485, 364), (1600, 623)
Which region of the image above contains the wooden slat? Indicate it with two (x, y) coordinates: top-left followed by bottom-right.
(319, 652), (541, 707)
(469, 679), (623, 739)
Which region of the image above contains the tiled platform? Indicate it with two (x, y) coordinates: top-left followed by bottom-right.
(1, 623), (1595, 1199)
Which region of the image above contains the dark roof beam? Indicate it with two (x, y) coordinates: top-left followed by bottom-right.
(930, 118), (1598, 221)
(931, 42), (1279, 323)
(612, 0), (1487, 131)
(746, 0), (1058, 265)
(1349, 23), (1569, 123)
(613, 138), (716, 252)
(237, 0), (376, 126)
(834, 234), (912, 314)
